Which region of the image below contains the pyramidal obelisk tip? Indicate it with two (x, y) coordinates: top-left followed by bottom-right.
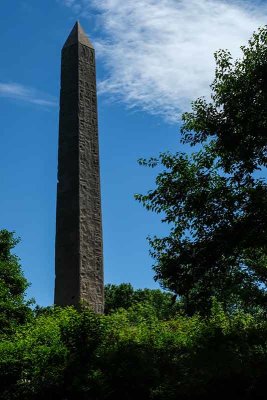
(63, 21), (94, 49)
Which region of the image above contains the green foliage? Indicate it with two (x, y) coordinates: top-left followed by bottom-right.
(104, 283), (180, 319)
(0, 303), (266, 399)
(136, 27), (267, 315)
(0, 306), (104, 400)
(0, 231), (265, 399)
(0, 230), (33, 335)
(105, 283), (135, 313)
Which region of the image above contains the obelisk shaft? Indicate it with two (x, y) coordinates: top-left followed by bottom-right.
(54, 22), (104, 313)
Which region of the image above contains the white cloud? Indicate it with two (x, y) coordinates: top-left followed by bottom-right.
(61, 0), (267, 122)
(0, 82), (57, 107)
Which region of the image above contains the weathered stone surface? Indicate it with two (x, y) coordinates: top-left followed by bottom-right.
(54, 22), (104, 313)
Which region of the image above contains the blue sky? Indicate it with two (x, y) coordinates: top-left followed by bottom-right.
(1, 0), (266, 306)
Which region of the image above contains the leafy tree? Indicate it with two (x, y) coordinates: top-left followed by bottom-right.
(0, 230), (33, 334)
(135, 27), (267, 315)
(104, 283), (180, 319)
(105, 283), (135, 313)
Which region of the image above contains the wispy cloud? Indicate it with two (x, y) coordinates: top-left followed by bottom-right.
(61, 0), (267, 122)
(0, 82), (57, 107)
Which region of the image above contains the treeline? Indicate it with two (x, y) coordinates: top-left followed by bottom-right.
(1, 300), (267, 400)
(0, 230), (267, 399)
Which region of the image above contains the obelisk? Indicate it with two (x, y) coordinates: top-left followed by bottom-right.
(54, 21), (104, 313)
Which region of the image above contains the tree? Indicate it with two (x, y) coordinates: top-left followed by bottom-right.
(104, 283), (180, 319)
(135, 27), (267, 315)
(0, 230), (33, 334)
(105, 283), (135, 313)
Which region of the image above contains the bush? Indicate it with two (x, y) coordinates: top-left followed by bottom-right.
(0, 302), (266, 399)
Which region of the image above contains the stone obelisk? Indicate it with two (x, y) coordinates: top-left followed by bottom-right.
(54, 22), (104, 313)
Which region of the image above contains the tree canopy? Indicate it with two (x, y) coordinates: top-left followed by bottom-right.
(104, 283), (180, 319)
(136, 27), (267, 315)
(1, 301), (267, 400)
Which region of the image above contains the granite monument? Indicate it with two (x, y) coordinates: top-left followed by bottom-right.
(54, 22), (104, 313)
